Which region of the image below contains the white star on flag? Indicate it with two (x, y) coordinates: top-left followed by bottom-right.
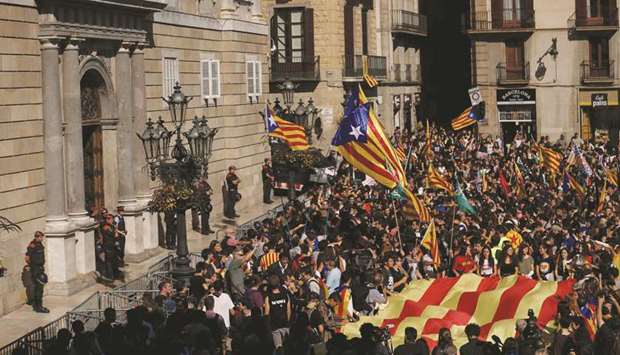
(349, 125), (364, 140)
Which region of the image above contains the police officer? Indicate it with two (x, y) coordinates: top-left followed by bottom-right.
(262, 158), (274, 204)
(224, 165), (241, 219)
(199, 178), (214, 234)
(25, 231), (49, 313)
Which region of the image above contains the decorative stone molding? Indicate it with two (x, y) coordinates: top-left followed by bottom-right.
(36, 0), (166, 44)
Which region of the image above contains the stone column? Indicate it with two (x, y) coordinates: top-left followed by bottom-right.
(62, 38), (97, 279)
(251, 0), (263, 20)
(117, 42), (146, 261)
(220, 0), (236, 18)
(116, 43), (136, 206)
(40, 38), (89, 295)
(41, 39), (69, 231)
(132, 45), (150, 201)
(63, 38), (88, 223)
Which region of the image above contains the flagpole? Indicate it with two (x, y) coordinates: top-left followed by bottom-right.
(449, 203), (457, 267)
(391, 199), (404, 252)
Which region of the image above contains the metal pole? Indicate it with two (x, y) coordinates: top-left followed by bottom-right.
(449, 204), (457, 266)
(172, 202), (193, 285)
(391, 200), (404, 251)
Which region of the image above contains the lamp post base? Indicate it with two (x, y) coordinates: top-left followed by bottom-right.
(171, 256), (194, 287)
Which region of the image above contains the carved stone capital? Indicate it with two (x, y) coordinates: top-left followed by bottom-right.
(39, 37), (63, 50)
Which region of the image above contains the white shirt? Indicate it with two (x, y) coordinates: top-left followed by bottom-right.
(212, 292), (234, 328)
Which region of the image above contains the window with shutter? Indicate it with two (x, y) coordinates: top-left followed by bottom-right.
(201, 59), (220, 99)
(247, 60), (261, 96)
(247, 62), (255, 95)
(162, 57), (179, 97)
(254, 61), (261, 95)
(211, 61), (220, 97)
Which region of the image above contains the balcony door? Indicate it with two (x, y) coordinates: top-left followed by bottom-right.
(589, 38), (610, 77)
(506, 40), (525, 80)
(503, 0), (522, 26)
(271, 8), (314, 76)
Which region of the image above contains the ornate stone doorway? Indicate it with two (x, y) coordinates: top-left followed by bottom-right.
(80, 69), (106, 215)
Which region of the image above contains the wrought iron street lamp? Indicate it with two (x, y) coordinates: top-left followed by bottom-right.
(137, 83), (218, 283)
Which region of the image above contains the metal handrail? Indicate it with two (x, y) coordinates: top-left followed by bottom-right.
(496, 62), (530, 84)
(270, 55), (320, 81)
(467, 9), (535, 31)
(391, 9), (427, 35)
(581, 60), (615, 82)
(569, 7), (619, 29)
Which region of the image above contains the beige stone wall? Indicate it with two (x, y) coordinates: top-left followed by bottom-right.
(0, 2), (45, 316)
(147, 13), (270, 212)
(0, 0), (270, 317)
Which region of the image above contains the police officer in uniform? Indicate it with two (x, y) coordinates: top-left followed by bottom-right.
(25, 231), (49, 313)
(198, 177), (214, 234)
(223, 165), (241, 219)
(262, 158), (274, 204)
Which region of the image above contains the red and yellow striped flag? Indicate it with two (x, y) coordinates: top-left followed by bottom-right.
(362, 56), (379, 88)
(403, 187), (431, 223)
(539, 146), (562, 176)
(427, 164), (453, 194)
(566, 172), (586, 199)
(421, 219), (440, 266)
(343, 274), (575, 350)
(597, 179), (608, 213)
(451, 107), (478, 130)
(395, 145), (406, 164)
(605, 168), (618, 187)
(268, 115), (310, 151)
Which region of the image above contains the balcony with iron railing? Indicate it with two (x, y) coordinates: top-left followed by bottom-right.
(270, 55), (320, 82)
(392, 63), (421, 83)
(568, 8), (619, 33)
(465, 9), (535, 36)
(391, 9), (428, 36)
(343, 55), (387, 79)
(496, 62), (530, 85)
(581, 60), (615, 84)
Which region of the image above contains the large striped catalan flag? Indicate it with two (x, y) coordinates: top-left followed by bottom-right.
(427, 164), (453, 194)
(451, 102), (485, 131)
(265, 107), (309, 151)
(342, 274), (575, 350)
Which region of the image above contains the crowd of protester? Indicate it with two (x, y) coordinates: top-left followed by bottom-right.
(36, 126), (620, 355)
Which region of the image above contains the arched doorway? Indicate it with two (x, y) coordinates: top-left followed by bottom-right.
(81, 69), (106, 215)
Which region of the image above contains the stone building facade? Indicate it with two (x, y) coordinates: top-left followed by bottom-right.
(263, 0), (425, 148)
(465, 0), (620, 144)
(0, 0), (268, 316)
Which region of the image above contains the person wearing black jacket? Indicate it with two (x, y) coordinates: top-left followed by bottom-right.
(460, 324), (488, 355)
(394, 327), (429, 355)
(25, 231), (49, 313)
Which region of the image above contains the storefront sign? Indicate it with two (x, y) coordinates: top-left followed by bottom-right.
(469, 87), (483, 106)
(496, 89), (536, 105)
(592, 93), (608, 107)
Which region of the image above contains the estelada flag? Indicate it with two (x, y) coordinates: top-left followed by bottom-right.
(265, 106), (309, 151)
(342, 274), (575, 350)
(331, 89), (399, 189)
(451, 103), (484, 131)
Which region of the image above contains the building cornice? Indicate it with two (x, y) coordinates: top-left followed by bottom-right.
(153, 10), (268, 36)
